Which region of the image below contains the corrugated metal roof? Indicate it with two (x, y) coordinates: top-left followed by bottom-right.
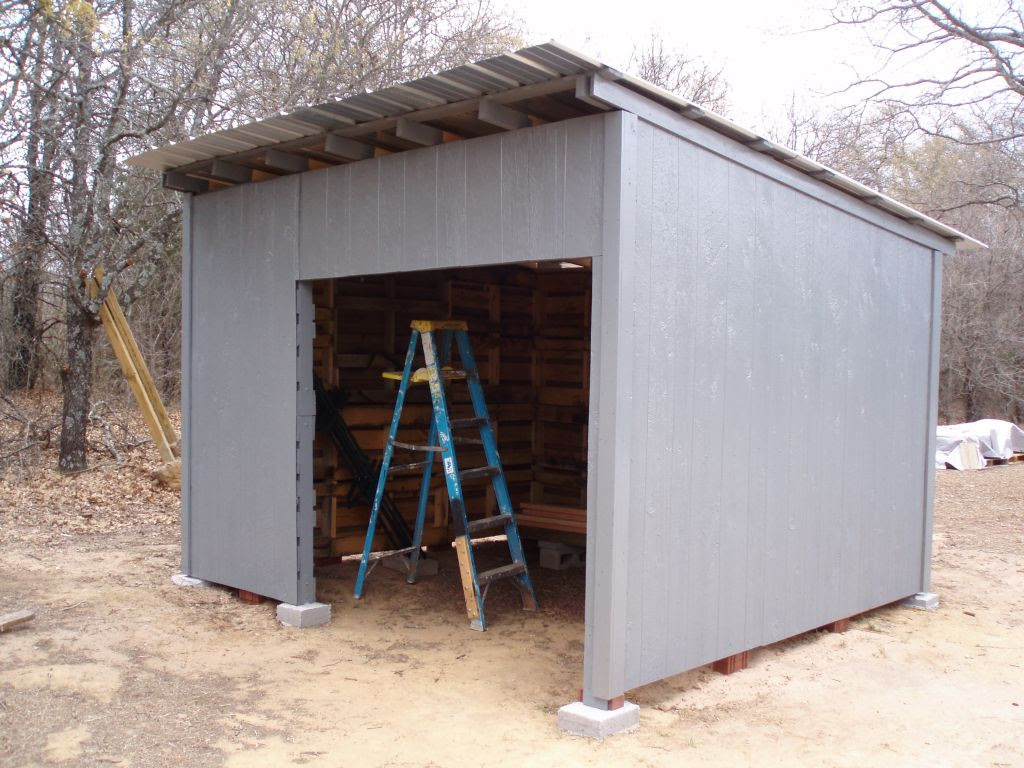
(129, 41), (982, 249)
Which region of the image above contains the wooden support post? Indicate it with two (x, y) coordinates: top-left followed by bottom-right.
(577, 688), (625, 710)
(823, 618), (850, 633)
(712, 650), (749, 675)
(238, 590), (265, 605)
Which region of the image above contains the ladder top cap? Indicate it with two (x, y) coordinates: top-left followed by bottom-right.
(411, 320), (468, 331)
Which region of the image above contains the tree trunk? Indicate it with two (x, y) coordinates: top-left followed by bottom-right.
(963, 371), (983, 423)
(7, 250), (40, 389)
(58, 297), (97, 471)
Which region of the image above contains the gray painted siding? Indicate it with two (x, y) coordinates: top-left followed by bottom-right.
(184, 115), (605, 605)
(620, 119), (936, 691)
(297, 115), (605, 279)
(187, 176), (306, 603)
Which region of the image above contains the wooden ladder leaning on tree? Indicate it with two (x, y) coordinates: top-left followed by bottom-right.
(88, 267), (181, 488)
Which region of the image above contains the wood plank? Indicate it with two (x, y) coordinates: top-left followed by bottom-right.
(0, 609), (34, 632)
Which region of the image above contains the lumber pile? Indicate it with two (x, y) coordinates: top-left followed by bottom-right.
(89, 268), (180, 488)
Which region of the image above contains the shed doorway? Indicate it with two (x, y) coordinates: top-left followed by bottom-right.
(307, 260), (593, 626)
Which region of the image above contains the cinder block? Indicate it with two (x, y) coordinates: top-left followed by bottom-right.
(277, 602), (331, 628)
(558, 701), (640, 739)
(171, 573), (211, 588)
(538, 540), (584, 570)
(901, 592), (939, 610)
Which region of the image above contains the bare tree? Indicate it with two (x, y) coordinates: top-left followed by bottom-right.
(831, 1), (1024, 143)
(0, 0), (519, 471)
(627, 34), (729, 113)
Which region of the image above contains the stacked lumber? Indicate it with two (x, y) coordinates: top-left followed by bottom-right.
(517, 503), (586, 534)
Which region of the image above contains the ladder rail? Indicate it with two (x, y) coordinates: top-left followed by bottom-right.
(455, 331), (538, 611)
(354, 330), (420, 599)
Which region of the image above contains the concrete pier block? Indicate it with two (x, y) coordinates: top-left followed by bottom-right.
(276, 602), (331, 628)
(557, 701), (639, 739)
(902, 592), (939, 610)
(171, 573), (211, 588)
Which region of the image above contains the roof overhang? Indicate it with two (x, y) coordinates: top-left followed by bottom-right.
(129, 41), (984, 251)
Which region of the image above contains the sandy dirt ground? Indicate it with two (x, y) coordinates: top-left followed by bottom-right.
(1, 410), (1023, 767)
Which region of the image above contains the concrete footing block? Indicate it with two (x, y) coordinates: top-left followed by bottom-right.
(381, 554), (439, 577)
(902, 592), (939, 610)
(557, 701), (639, 739)
(171, 573), (211, 588)
(276, 602), (331, 628)
(538, 540), (584, 571)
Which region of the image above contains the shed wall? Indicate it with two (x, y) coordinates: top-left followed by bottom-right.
(618, 118), (937, 692)
(187, 177), (306, 602)
(183, 114), (606, 603)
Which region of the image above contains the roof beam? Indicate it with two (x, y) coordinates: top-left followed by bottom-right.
(161, 75), (585, 176)
(162, 171), (209, 194)
(264, 149), (309, 174)
(395, 117), (443, 146)
(323, 134), (374, 161)
(477, 98), (530, 130)
(208, 160), (252, 185)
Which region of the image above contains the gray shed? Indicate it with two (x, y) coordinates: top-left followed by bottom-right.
(130, 43), (979, 722)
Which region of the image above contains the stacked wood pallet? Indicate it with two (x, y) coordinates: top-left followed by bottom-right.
(530, 269), (590, 510)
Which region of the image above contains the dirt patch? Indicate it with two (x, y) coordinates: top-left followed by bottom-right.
(1, 401), (1022, 766)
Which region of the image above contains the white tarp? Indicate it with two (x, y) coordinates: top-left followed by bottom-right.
(935, 419), (1024, 469)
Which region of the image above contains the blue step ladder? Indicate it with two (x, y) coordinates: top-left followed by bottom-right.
(353, 320), (538, 631)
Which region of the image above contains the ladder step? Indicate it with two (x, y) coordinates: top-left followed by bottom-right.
(389, 460), (432, 473)
(365, 546), (417, 562)
(476, 562), (527, 586)
(390, 439), (443, 453)
(459, 465), (500, 482)
(450, 417), (489, 430)
(466, 514), (513, 535)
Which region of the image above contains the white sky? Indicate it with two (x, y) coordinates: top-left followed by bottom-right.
(508, 0), (895, 130)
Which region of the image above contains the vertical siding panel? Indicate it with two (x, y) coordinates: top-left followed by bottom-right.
(378, 154), (405, 273)
(298, 167), (327, 277)
(564, 117), (604, 258)
(762, 184), (795, 643)
(528, 122), (566, 262)
(327, 165), (352, 275)
(348, 160), (380, 273)
(818, 203), (852, 620)
(665, 138), (699, 673)
(684, 148), (729, 665)
(500, 129), (531, 263)
(437, 141), (468, 268)
(804, 202), (828, 626)
(403, 149), (438, 271)
(717, 161), (755, 652)
(640, 127), (677, 680)
(743, 174), (774, 646)
(465, 133), (503, 265)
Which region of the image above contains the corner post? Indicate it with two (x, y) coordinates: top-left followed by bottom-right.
(580, 109), (638, 714)
(180, 192), (194, 576)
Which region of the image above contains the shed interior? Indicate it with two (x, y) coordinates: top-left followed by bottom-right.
(309, 260), (593, 563)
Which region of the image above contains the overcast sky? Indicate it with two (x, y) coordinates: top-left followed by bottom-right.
(509, 0), (897, 130)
